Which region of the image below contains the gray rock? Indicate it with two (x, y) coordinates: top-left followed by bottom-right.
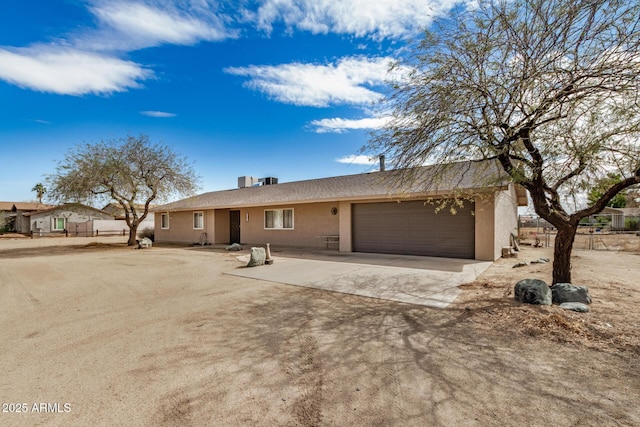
(530, 258), (549, 264)
(551, 283), (592, 305)
(514, 279), (552, 305)
(559, 302), (590, 313)
(137, 237), (152, 249)
(512, 262), (528, 268)
(247, 247), (266, 267)
(226, 243), (243, 251)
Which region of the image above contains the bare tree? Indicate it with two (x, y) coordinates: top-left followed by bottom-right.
(370, 0), (640, 284)
(47, 134), (200, 246)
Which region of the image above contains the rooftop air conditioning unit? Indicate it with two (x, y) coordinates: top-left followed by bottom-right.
(238, 176), (259, 188)
(259, 177), (278, 185)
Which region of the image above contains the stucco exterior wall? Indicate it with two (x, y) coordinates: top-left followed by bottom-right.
(154, 210), (211, 243)
(156, 202), (340, 248)
(338, 201), (352, 252)
(155, 188), (521, 259)
(474, 194), (496, 261)
(214, 209), (230, 244)
(29, 208), (112, 234)
(473, 186), (520, 261)
(493, 184), (519, 259)
(237, 202), (340, 248)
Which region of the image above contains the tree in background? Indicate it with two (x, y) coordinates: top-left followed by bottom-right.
(47, 134), (200, 246)
(31, 183), (46, 204)
(370, 0), (640, 284)
(587, 174), (627, 209)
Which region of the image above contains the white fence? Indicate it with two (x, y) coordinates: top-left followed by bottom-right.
(67, 218), (155, 237)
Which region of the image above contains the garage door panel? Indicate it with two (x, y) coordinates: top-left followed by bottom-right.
(352, 200), (475, 258)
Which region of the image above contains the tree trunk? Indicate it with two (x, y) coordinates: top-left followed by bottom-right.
(127, 224), (138, 246)
(552, 223), (578, 284)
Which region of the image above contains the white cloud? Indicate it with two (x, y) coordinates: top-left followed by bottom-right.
(224, 56), (393, 107)
(140, 110), (177, 118)
(0, 46), (151, 95)
(86, 1), (235, 50)
(335, 155), (379, 165)
(310, 116), (392, 133)
(253, 0), (466, 39)
(30, 119), (51, 125)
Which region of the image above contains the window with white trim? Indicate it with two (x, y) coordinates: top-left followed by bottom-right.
(264, 209), (293, 229)
(193, 211), (204, 229)
(52, 217), (66, 231)
(161, 213), (170, 229)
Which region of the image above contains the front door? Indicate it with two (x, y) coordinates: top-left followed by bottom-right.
(230, 210), (241, 244)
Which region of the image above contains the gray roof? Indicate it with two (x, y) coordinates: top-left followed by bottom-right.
(23, 203), (115, 218)
(155, 160), (514, 212)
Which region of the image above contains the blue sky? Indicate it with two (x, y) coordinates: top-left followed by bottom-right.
(0, 0), (466, 203)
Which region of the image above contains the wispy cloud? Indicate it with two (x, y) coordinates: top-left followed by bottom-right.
(0, 46), (151, 95)
(252, 0), (465, 39)
(310, 116), (392, 133)
(335, 154), (379, 165)
(29, 119), (52, 125)
(140, 110), (177, 118)
(0, 1), (235, 96)
(84, 1), (236, 51)
(224, 56), (393, 107)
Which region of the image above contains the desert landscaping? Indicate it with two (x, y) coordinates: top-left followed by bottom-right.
(0, 234), (639, 426)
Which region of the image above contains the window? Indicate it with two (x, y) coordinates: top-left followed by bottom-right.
(161, 213), (170, 229)
(193, 211), (204, 229)
(52, 217), (66, 231)
(264, 209), (294, 229)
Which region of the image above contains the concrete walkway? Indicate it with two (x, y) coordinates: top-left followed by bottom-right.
(227, 254), (492, 308)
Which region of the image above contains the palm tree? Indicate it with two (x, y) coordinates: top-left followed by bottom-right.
(32, 183), (46, 204)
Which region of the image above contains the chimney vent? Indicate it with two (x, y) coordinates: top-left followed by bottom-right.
(379, 155), (386, 171)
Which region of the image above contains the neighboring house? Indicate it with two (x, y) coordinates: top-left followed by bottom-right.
(0, 202), (56, 232)
(0, 201), (14, 231)
(102, 202), (155, 230)
(153, 161), (528, 261)
(21, 203), (115, 234)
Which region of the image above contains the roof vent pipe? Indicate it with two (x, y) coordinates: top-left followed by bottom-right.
(379, 155), (385, 171)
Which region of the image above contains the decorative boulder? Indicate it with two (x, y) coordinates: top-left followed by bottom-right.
(514, 279), (552, 305)
(551, 283), (592, 305)
(559, 302), (590, 313)
(137, 237), (152, 249)
(226, 243), (243, 251)
(247, 247), (266, 267)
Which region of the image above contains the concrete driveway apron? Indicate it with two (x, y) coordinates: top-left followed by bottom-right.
(227, 254), (492, 308)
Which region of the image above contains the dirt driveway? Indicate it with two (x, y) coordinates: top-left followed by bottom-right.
(0, 236), (638, 426)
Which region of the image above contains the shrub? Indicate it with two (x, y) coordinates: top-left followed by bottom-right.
(138, 227), (155, 242)
(625, 217), (639, 231)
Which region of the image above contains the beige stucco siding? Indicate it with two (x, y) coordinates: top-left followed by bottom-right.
(338, 201), (352, 252)
(156, 202), (340, 247)
(473, 185), (519, 261)
(239, 202), (339, 247)
(214, 209), (229, 244)
(493, 184), (519, 259)
(154, 185), (522, 259)
(154, 210), (211, 243)
(474, 194), (495, 261)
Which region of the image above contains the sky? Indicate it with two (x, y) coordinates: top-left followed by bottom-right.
(0, 0), (469, 203)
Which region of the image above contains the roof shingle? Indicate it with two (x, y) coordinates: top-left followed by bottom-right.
(155, 160), (512, 212)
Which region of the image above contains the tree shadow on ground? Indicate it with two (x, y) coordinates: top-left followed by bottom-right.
(143, 283), (640, 426)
